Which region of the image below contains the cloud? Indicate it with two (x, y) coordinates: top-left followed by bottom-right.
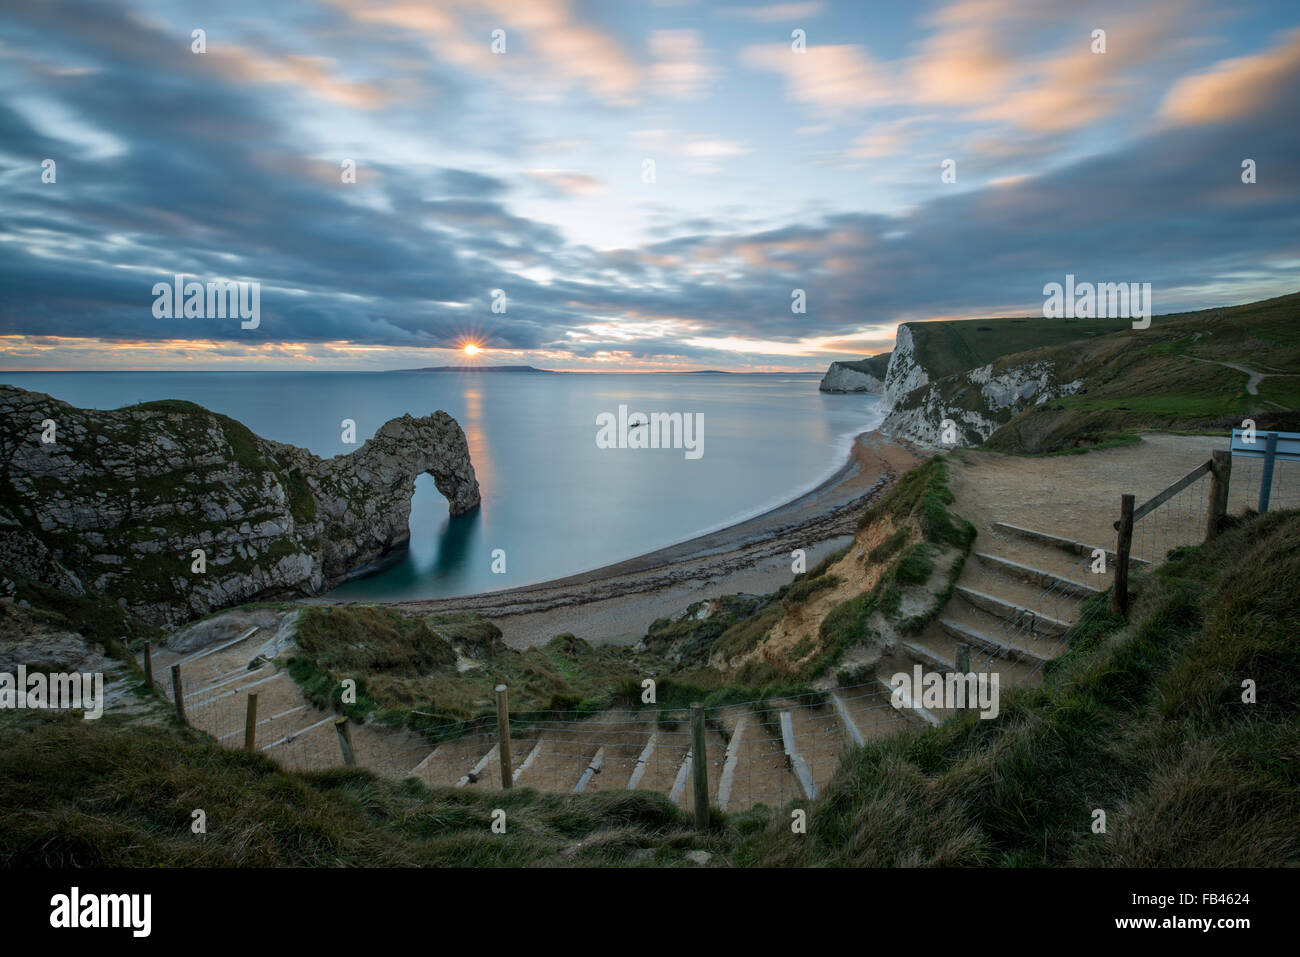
(433, 168), (511, 198)
(207, 46), (390, 109)
(326, 0), (642, 104)
(649, 29), (716, 99)
(630, 129), (751, 171)
(1161, 27), (1300, 126)
(908, 11), (1015, 107)
(846, 118), (923, 159)
(904, 0), (1196, 134)
(526, 169), (609, 196)
(741, 0), (1205, 140)
(717, 3), (824, 23)
(741, 42), (893, 113)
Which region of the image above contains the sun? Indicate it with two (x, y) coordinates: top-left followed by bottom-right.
(462, 342), (481, 356)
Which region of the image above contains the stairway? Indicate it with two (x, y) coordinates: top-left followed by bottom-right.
(145, 625), (428, 775)
(142, 522), (1131, 811)
(889, 521), (1142, 697)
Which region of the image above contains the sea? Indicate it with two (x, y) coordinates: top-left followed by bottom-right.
(0, 371), (885, 600)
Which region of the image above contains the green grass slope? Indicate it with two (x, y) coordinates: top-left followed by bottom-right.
(985, 292), (1300, 452)
(903, 314), (1162, 382)
(833, 352), (892, 379)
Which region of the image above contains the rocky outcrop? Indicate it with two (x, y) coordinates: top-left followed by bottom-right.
(0, 386), (480, 626)
(882, 325), (930, 412)
(819, 353), (890, 393)
(880, 351), (1083, 448)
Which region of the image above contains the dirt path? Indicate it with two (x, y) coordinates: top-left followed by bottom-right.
(946, 432), (1228, 553)
(1177, 353), (1299, 404)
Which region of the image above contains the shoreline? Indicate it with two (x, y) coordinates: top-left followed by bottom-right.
(317, 430), (924, 649)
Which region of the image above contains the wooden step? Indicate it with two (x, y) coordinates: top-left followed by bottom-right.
(955, 586), (1071, 636)
(898, 639), (955, 672)
(715, 716), (748, 810)
(455, 744), (498, 787)
(877, 678), (940, 727)
(573, 747), (605, 793)
(513, 738), (543, 784)
(974, 551), (1104, 599)
(625, 734), (656, 790)
(778, 711), (817, 800)
(939, 618), (1052, 666)
(830, 693), (864, 747)
(992, 522), (1148, 568)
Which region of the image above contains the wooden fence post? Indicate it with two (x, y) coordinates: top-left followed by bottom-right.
(690, 703), (709, 831)
(334, 716), (356, 766)
(955, 642), (971, 674)
(143, 641), (154, 688)
(1259, 432), (1278, 513)
(171, 663), (187, 726)
(244, 693), (259, 751)
(1207, 450), (1231, 541)
(1112, 494), (1135, 618)
(495, 684), (513, 789)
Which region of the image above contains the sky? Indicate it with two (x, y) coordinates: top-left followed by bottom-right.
(0, 0), (1298, 372)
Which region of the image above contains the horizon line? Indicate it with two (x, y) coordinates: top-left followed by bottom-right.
(0, 366), (830, 375)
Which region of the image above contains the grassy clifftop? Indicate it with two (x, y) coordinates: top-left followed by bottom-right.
(903, 314), (1153, 382)
(985, 291), (1300, 453)
(833, 353), (892, 379)
(884, 291), (1300, 453)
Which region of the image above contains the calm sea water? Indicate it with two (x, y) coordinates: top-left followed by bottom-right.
(1, 371), (883, 599)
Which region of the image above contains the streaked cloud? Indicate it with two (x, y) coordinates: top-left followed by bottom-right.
(1161, 27), (1300, 126)
(717, 3), (825, 23)
(526, 169), (609, 196)
(649, 29), (717, 99)
(741, 42), (893, 113)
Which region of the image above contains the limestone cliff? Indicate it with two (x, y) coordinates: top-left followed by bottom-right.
(881, 357), (1083, 447)
(877, 315), (1132, 446)
(882, 325), (930, 411)
(818, 353), (890, 393)
(879, 322), (1085, 447)
(0, 386), (480, 625)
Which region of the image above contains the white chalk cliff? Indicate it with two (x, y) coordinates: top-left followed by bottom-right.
(878, 325), (1083, 448)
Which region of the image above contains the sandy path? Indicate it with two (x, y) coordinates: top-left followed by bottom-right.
(946, 432), (1230, 556)
(1176, 353), (1300, 404)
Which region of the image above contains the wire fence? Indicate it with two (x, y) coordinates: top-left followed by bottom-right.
(148, 656), (928, 812)
(1130, 467), (1213, 565)
(152, 655), (345, 775)
(987, 438), (1296, 683)
(1227, 454), (1300, 515)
